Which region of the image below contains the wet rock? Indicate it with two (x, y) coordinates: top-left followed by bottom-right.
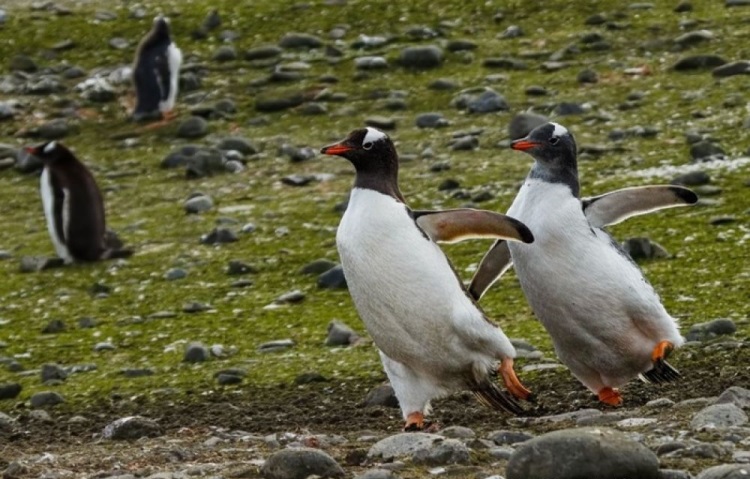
(621, 237), (670, 260)
(30, 391), (65, 408)
(416, 113), (450, 128)
(184, 193), (213, 214)
(300, 259), (337, 275)
(200, 227), (238, 245)
(280, 33), (323, 49)
(509, 112), (549, 140)
(362, 385), (399, 408)
(412, 439), (470, 466)
(506, 427), (660, 479)
(103, 416), (162, 440)
(672, 171), (710, 186)
(673, 55), (727, 71)
(368, 433), (444, 460)
(713, 60), (750, 78)
(696, 465), (750, 478)
(41, 363), (68, 383)
(325, 320), (360, 346)
(184, 342), (210, 363)
(686, 318), (737, 341)
(261, 447), (345, 479)
(398, 45), (444, 69)
(318, 264), (347, 289)
(176, 116), (209, 139)
(716, 386), (750, 409)
(691, 403), (748, 430)
(0, 383), (21, 400)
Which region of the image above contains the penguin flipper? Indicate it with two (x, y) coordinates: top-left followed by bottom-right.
(468, 240), (512, 301)
(582, 185), (698, 228)
(413, 209), (534, 245)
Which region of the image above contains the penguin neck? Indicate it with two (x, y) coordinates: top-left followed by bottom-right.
(529, 162), (580, 198)
(353, 165), (404, 202)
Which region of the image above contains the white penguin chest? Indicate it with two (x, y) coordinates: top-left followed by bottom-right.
(40, 168), (73, 263)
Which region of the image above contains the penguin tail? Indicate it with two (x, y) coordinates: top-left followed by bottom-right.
(102, 248), (134, 260)
(470, 380), (524, 415)
(640, 359), (680, 384)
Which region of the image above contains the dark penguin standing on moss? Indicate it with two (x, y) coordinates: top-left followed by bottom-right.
(27, 141), (133, 264)
(132, 15), (182, 122)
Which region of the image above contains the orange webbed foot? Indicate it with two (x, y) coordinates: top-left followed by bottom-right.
(598, 387), (623, 407)
(404, 412), (425, 431)
(499, 357), (533, 401)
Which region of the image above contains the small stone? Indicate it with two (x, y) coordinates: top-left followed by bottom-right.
(103, 416), (162, 440)
(261, 447), (345, 479)
(621, 237), (670, 260)
(362, 385), (399, 408)
(294, 372), (328, 385)
(710, 216), (736, 225)
(713, 60), (750, 78)
(429, 78), (458, 91)
(200, 228), (238, 245)
(213, 45), (237, 62)
(399, 45), (444, 69)
(325, 320), (359, 346)
(227, 260), (256, 275)
(451, 136), (479, 151)
(672, 171), (710, 186)
(164, 268), (188, 281)
(275, 290), (305, 304)
(0, 383), (21, 400)
(369, 433), (444, 460)
(42, 319), (66, 334)
(690, 141), (725, 161)
(355, 470), (399, 479)
(506, 427), (660, 479)
(577, 69), (598, 84)
(686, 318), (737, 341)
(509, 113), (549, 140)
(244, 45), (283, 60)
(365, 116), (396, 130)
(41, 363), (68, 383)
(93, 342), (116, 352)
(501, 25), (524, 38)
(300, 259), (337, 275)
(216, 373), (242, 385)
(121, 368), (154, 378)
(439, 426), (475, 439)
(554, 102), (586, 116)
(673, 55), (727, 71)
(177, 116), (209, 139)
(259, 339), (295, 352)
(488, 430), (534, 445)
(691, 403), (748, 430)
(183, 302), (212, 313)
(217, 136), (257, 155)
(30, 391), (65, 408)
(416, 113), (450, 129)
(438, 179), (460, 191)
(644, 398), (675, 409)
(675, 30), (714, 48)
(184, 342), (210, 363)
(675, 0), (693, 12)
(412, 439), (470, 466)
(716, 386), (750, 409)
(696, 465), (750, 479)
(109, 37), (130, 49)
(31, 119), (72, 140)
(184, 194), (213, 214)
(355, 56), (388, 70)
(279, 33), (324, 49)
(318, 265), (347, 289)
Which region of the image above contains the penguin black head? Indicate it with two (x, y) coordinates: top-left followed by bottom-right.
(151, 15), (172, 40)
(25, 141), (75, 164)
(511, 122), (580, 196)
(321, 127), (403, 200)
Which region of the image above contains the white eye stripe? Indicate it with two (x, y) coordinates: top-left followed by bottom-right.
(43, 141), (57, 153)
(550, 122), (568, 137)
(363, 127), (387, 146)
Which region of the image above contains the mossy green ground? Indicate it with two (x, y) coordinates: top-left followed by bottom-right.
(0, 0), (748, 417)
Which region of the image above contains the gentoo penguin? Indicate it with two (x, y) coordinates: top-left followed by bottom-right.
(476, 122), (696, 406)
(26, 141), (133, 264)
(132, 15), (182, 122)
(321, 127), (534, 430)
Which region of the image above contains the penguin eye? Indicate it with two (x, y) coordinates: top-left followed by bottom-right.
(549, 137), (560, 146)
(362, 142), (373, 150)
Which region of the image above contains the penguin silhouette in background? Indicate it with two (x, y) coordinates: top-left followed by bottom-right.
(27, 141), (133, 264)
(132, 15), (182, 123)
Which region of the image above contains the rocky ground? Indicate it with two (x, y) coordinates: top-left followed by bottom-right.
(1, 0), (749, 477)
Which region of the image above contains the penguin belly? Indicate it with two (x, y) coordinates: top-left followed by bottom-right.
(40, 168), (73, 264)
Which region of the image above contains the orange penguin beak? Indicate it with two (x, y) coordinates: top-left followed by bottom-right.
(510, 139), (541, 151)
(320, 142), (354, 156)
(25, 146), (39, 155)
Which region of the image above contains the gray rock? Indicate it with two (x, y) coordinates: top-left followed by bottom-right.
(300, 259), (337, 275)
(399, 45), (444, 69)
(325, 320), (359, 346)
(673, 55), (727, 71)
(696, 465), (750, 479)
(660, 470), (693, 479)
(213, 45), (237, 62)
(451, 136), (479, 151)
(355, 470), (399, 479)
(506, 427), (660, 479)
(672, 171), (710, 186)
(184, 342), (210, 363)
(200, 228), (238, 244)
(365, 116), (396, 131)
(577, 68), (598, 83)
(716, 386), (750, 409)
(621, 237), (670, 260)
(42, 319), (66, 334)
(121, 368), (154, 378)
(182, 301), (212, 313)
(686, 318), (737, 341)
(184, 194), (214, 214)
(227, 260), (256, 275)
(164, 268), (187, 281)
(41, 363), (68, 383)
(261, 447), (344, 479)
(275, 290), (305, 304)
(216, 373), (242, 385)
(280, 144), (316, 163)
(255, 93), (306, 112)
(0, 411), (16, 431)
(713, 60), (750, 78)
(10, 54), (37, 72)
(103, 416), (162, 440)
(483, 57), (528, 69)
(30, 391), (65, 408)
(509, 112), (549, 140)
(362, 384), (399, 408)
(554, 102), (586, 116)
(691, 141), (725, 161)
(691, 403), (748, 430)
(218, 136), (257, 155)
(429, 78), (458, 90)
(501, 25), (524, 38)
(439, 426), (475, 439)
(259, 339), (295, 352)
(675, 0), (693, 11)
(368, 433), (444, 460)
(244, 45), (283, 60)
(0, 383), (21, 400)
(447, 39), (477, 52)
(488, 430), (534, 445)
(453, 88), (509, 113)
(318, 265), (347, 289)
(412, 438), (470, 465)
(675, 30), (713, 47)
(279, 33), (324, 49)
(355, 56), (388, 70)
(416, 113), (450, 128)
(177, 116), (209, 139)
(31, 119), (73, 140)
(94, 341), (116, 352)
(20, 256), (65, 273)
(293, 372), (328, 385)
(109, 37), (130, 49)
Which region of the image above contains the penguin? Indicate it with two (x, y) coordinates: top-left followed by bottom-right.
(132, 15), (182, 122)
(26, 141), (133, 264)
(321, 127), (534, 430)
(474, 122), (697, 406)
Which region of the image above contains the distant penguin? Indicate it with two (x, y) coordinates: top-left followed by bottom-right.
(474, 122), (697, 406)
(26, 141), (133, 264)
(322, 127), (534, 430)
(132, 15), (182, 122)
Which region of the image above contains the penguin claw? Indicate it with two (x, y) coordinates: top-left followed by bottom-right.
(403, 412), (425, 431)
(598, 387), (623, 407)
